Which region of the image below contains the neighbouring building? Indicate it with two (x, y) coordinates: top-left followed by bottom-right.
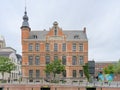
(95, 61), (120, 81)
(16, 54), (22, 78)
(88, 61), (95, 76)
(0, 35), (22, 80)
(21, 10), (88, 81)
(0, 35), (6, 48)
(0, 47), (22, 80)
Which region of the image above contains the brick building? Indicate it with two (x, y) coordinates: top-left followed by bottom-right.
(21, 10), (88, 80)
(95, 61), (116, 76)
(95, 61), (120, 81)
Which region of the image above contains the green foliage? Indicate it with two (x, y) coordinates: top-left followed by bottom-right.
(114, 60), (120, 74)
(103, 64), (114, 74)
(83, 63), (90, 81)
(45, 60), (65, 78)
(103, 60), (120, 74)
(0, 56), (16, 79)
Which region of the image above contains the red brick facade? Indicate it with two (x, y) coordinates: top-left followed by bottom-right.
(21, 22), (88, 79)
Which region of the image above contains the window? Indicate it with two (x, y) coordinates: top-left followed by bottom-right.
(33, 35), (37, 39)
(54, 55), (58, 60)
(79, 44), (83, 51)
(46, 73), (50, 78)
(29, 70), (33, 78)
(46, 43), (49, 51)
(54, 43), (58, 51)
(74, 35), (79, 39)
(35, 43), (39, 51)
(54, 27), (57, 35)
(72, 56), (77, 65)
(62, 70), (66, 77)
(79, 70), (83, 77)
(35, 56), (40, 65)
(28, 43), (33, 51)
(62, 56), (66, 65)
(73, 70), (76, 78)
(62, 43), (66, 51)
(36, 70), (40, 79)
(72, 43), (76, 51)
(46, 56), (50, 64)
(79, 56), (84, 65)
(28, 56), (33, 65)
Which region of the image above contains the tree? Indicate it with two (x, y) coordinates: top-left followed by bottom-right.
(103, 65), (114, 74)
(114, 60), (120, 74)
(45, 60), (65, 80)
(83, 63), (90, 82)
(0, 56), (16, 80)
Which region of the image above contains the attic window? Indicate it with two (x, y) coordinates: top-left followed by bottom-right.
(74, 35), (79, 39)
(33, 35), (37, 39)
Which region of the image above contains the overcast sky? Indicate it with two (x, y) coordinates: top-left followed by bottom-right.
(0, 0), (120, 61)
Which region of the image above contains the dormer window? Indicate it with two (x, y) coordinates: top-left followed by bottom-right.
(74, 35), (79, 39)
(33, 35), (37, 39)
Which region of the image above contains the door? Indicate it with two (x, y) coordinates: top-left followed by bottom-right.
(86, 87), (96, 90)
(41, 87), (50, 90)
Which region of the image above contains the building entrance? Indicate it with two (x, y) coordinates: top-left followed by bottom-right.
(0, 88), (3, 90)
(86, 87), (96, 90)
(41, 87), (50, 90)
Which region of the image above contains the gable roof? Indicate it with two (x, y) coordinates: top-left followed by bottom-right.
(28, 30), (87, 41)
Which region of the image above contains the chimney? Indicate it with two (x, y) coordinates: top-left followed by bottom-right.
(83, 27), (86, 33)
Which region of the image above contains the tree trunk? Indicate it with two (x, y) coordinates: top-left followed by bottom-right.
(53, 73), (56, 81)
(2, 72), (4, 80)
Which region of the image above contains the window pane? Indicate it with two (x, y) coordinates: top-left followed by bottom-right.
(35, 56), (40, 65)
(79, 44), (83, 51)
(62, 70), (66, 77)
(29, 70), (33, 78)
(72, 56), (77, 65)
(79, 70), (83, 77)
(73, 70), (76, 78)
(79, 56), (84, 65)
(46, 56), (50, 64)
(28, 56), (33, 65)
(62, 43), (66, 51)
(72, 43), (76, 51)
(35, 43), (39, 51)
(28, 44), (33, 51)
(46, 73), (50, 78)
(62, 56), (66, 65)
(36, 70), (40, 79)
(54, 56), (58, 60)
(46, 43), (49, 51)
(54, 43), (58, 51)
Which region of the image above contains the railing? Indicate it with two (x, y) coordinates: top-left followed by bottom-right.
(1, 79), (120, 87)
